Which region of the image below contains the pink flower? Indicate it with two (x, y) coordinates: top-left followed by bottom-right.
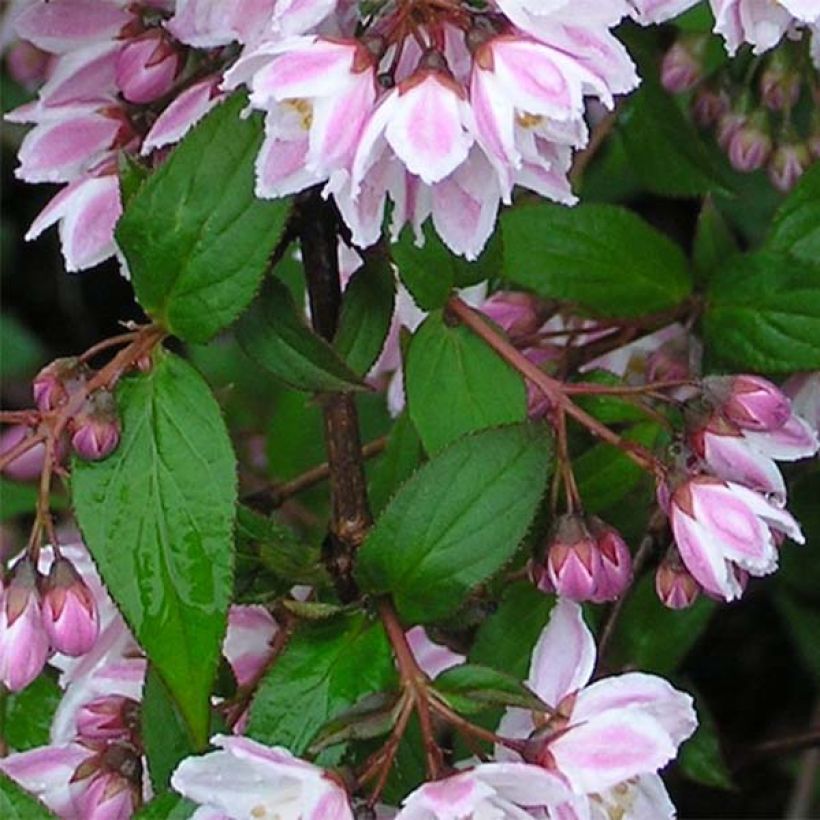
(668, 477), (804, 601)
(705, 374), (792, 432)
(406, 626), (465, 679)
(223, 605), (277, 687)
(709, 0), (818, 55)
(171, 735), (354, 819)
(396, 762), (570, 819)
(0, 559), (50, 692)
(630, 0), (702, 24)
(768, 142), (812, 192)
(497, 599), (696, 812)
(41, 556), (100, 657)
(115, 29), (182, 105)
(783, 372), (820, 433)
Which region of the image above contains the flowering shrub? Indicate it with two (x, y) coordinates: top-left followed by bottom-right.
(1, 0), (820, 817)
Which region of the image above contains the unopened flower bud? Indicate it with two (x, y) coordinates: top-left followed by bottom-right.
(646, 338), (690, 383)
(656, 551), (701, 610)
(705, 374), (791, 431)
(116, 30), (182, 104)
(588, 517), (633, 602)
(479, 292), (543, 339)
(77, 695), (141, 743)
(661, 40), (702, 94)
(33, 358), (85, 411)
(768, 142), (811, 193)
(544, 515), (601, 602)
(71, 390), (120, 462)
(70, 741), (142, 819)
(759, 52), (800, 111)
(692, 87), (729, 129)
(728, 114), (773, 172)
(716, 110), (747, 151)
(0, 559), (50, 691)
(41, 557), (99, 656)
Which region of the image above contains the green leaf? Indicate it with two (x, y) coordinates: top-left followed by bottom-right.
(334, 251), (396, 376)
(0, 479), (67, 521)
(501, 203), (692, 317)
(118, 152), (149, 209)
(678, 690), (734, 791)
(142, 667), (197, 792)
(0, 314), (44, 380)
(309, 692), (401, 752)
(693, 197), (739, 285)
(116, 94), (291, 343)
(5, 675), (61, 751)
(134, 794), (196, 820)
(0, 773), (56, 819)
(469, 582), (554, 680)
(236, 278), (364, 393)
(574, 423), (663, 514)
(571, 371), (650, 426)
(405, 312), (527, 453)
(248, 612), (396, 754)
(703, 251), (820, 373)
(768, 162), (820, 264)
(607, 576), (715, 675)
(72, 353), (236, 746)
(367, 412), (423, 516)
(774, 591), (820, 683)
(356, 425), (552, 624)
(433, 664), (547, 715)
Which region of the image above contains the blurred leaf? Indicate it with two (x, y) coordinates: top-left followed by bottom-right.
(117, 93), (290, 343)
(142, 667), (197, 792)
(433, 664), (547, 715)
(768, 163), (820, 264)
(703, 251), (820, 373)
(0, 314), (44, 380)
(679, 688), (734, 791)
(134, 794), (196, 819)
(502, 203), (692, 317)
(368, 412), (423, 516)
(5, 674), (61, 751)
(773, 591), (820, 683)
(72, 353), (235, 747)
(405, 312), (527, 453)
(469, 582), (554, 680)
(572, 371), (650, 425)
(693, 197), (739, 285)
(248, 612), (396, 754)
(607, 575), (715, 675)
(0, 774), (56, 819)
(334, 252), (396, 376)
(0, 479), (67, 521)
(237, 278), (365, 393)
(574, 423), (663, 513)
(357, 426), (551, 624)
(310, 692), (401, 752)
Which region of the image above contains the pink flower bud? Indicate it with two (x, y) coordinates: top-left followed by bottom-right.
(77, 696), (140, 743)
(716, 110), (747, 151)
(655, 551), (701, 610)
(646, 338), (690, 383)
(768, 142), (811, 193)
(524, 346), (560, 420)
(661, 41), (702, 94)
(0, 425), (45, 482)
(70, 741), (142, 819)
(0, 559), (50, 692)
(759, 54), (800, 112)
(705, 374), (792, 431)
(588, 517), (633, 602)
(728, 115), (773, 173)
(479, 292), (543, 339)
(115, 30), (182, 104)
(33, 358), (89, 412)
(692, 87), (729, 129)
(71, 390), (120, 462)
(41, 557), (99, 657)
(544, 515), (602, 602)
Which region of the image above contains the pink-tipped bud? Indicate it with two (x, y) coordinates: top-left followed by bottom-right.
(705, 374), (792, 431)
(655, 551), (701, 610)
(544, 515), (601, 602)
(728, 115), (773, 172)
(70, 741), (142, 819)
(661, 40), (702, 94)
(77, 696), (141, 743)
(115, 30), (183, 104)
(41, 557), (99, 657)
(479, 292), (543, 339)
(716, 110), (747, 151)
(524, 346), (559, 420)
(33, 358), (89, 412)
(588, 517), (633, 602)
(759, 54), (800, 112)
(692, 87), (729, 129)
(646, 338), (691, 383)
(768, 142), (811, 193)
(0, 559), (50, 691)
(0, 425), (45, 482)
(71, 390), (120, 462)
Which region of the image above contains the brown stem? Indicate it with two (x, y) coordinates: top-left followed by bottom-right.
(300, 190), (372, 602)
(0, 411), (40, 425)
(78, 331), (140, 363)
(739, 728), (820, 766)
(563, 380), (696, 397)
(427, 694), (528, 755)
(446, 297), (664, 478)
(570, 106), (620, 186)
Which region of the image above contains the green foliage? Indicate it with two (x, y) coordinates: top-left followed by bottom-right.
(432, 664), (547, 715)
(5, 674), (61, 751)
(692, 197), (739, 284)
(248, 612), (396, 754)
(356, 426), (551, 624)
(367, 412), (423, 516)
(768, 163), (820, 264)
(0, 313), (44, 380)
(501, 203), (692, 317)
(334, 252), (396, 375)
(405, 312), (527, 453)
(116, 94), (290, 343)
(0, 774), (56, 819)
(72, 352), (235, 747)
(236, 277), (365, 392)
(134, 794), (196, 819)
(678, 688), (735, 791)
